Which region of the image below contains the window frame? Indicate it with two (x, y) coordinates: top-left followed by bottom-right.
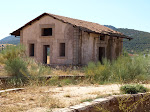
(39, 24), (55, 38)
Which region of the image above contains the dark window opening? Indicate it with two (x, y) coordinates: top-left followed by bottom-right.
(43, 45), (50, 64)
(29, 44), (34, 56)
(60, 43), (65, 57)
(42, 28), (52, 36)
(115, 46), (120, 57)
(100, 35), (105, 41)
(99, 47), (105, 63)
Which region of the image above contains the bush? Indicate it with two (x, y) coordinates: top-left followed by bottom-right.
(84, 54), (150, 84)
(5, 57), (27, 77)
(47, 76), (60, 86)
(84, 60), (111, 84)
(0, 45), (29, 86)
(120, 85), (138, 94)
(0, 45), (52, 87)
(0, 45), (25, 63)
(27, 58), (51, 76)
(1, 45), (28, 80)
(136, 84), (148, 93)
(120, 84), (148, 94)
(111, 55), (150, 82)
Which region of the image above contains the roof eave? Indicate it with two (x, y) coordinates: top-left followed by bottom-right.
(10, 13), (50, 36)
(83, 30), (132, 40)
(10, 30), (20, 36)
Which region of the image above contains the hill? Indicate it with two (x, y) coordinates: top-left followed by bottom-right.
(104, 25), (150, 53)
(0, 36), (20, 45)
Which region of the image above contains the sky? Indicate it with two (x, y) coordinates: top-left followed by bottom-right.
(0, 0), (150, 39)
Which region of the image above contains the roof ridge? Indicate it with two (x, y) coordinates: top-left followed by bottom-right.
(46, 13), (118, 33)
(10, 12), (131, 39)
(47, 13), (100, 24)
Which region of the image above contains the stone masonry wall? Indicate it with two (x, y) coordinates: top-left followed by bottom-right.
(73, 28), (80, 65)
(56, 93), (150, 112)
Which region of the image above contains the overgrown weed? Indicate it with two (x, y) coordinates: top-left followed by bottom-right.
(84, 54), (150, 84)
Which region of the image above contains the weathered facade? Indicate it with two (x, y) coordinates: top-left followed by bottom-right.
(11, 13), (131, 65)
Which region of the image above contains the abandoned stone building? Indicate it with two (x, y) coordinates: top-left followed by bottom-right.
(11, 13), (131, 65)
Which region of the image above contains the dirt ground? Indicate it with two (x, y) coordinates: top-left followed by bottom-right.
(0, 84), (150, 112)
(0, 84), (120, 112)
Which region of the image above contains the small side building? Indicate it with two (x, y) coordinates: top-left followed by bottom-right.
(11, 13), (131, 65)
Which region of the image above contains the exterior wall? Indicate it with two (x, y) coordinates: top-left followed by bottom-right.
(20, 31), (23, 44)
(106, 37), (123, 61)
(80, 32), (101, 65)
(81, 32), (95, 65)
(57, 93), (150, 112)
(21, 15), (123, 65)
(80, 32), (123, 65)
(21, 15), (74, 65)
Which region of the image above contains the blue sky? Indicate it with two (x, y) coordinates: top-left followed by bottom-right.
(0, 0), (150, 39)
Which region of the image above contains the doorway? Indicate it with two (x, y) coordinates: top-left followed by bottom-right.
(43, 45), (50, 64)
(99, 47), (105, 63)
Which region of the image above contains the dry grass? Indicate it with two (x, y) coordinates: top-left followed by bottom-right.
(0, 62), (84, 77)
(0, 64), (7, 76)
(0, 86), (65, 112)
(51, 68), (84, 76)
(0, 84), (122, 112)
(50, 65), (84, 76)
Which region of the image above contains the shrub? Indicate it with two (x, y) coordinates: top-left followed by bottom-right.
(120, 84), (148, 94)
(1, 45), (28, 80)
(0, 45), (52, 87)
(120, 85), (138, 94)
(47, 76), (60, 86)
(84, 54), (150, 84)
(136, 84), (148, 93)
(6, 77), (25, 87)
(27, 58), (51, 76)
(5, 58), (27, 77)
(0, 45), (25, 63)
(4, 57), (29, 86)
(111, 55), (150, 82)
(84, 60), (111, 84)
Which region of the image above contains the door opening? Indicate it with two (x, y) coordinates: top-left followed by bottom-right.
(43, 45), (50, 64)
(99, 47), (105, 63)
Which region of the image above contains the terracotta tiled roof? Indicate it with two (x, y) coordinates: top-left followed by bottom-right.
(10, 13), (131, 39)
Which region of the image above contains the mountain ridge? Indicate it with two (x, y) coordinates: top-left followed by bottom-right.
(0, 36), (20, 45)
(104, 25), (150, 53)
